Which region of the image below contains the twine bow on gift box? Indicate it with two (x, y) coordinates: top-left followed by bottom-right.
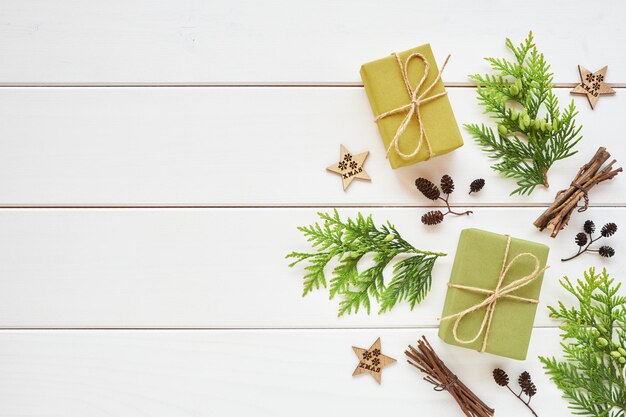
(440, 236), (549, 353)
(374, 52), (451, 160)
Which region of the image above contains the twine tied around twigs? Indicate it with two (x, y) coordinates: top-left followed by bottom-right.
(440, 236), (548, 353)
(374, 52), (451, 160)
(570, 181), (591, 212)
(431, 374), (459, 392)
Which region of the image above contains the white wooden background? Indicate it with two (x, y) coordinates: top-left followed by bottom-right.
(0, 1), (624, 415)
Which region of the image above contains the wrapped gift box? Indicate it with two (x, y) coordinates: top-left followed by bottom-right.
(438, 228), (549, 360)
(360, 43), (463, 169)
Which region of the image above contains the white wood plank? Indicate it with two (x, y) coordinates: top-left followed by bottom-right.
(0, 207), (621, 328)
(0, 0), (624, 84)
(0, 87), (623, 206)
(0, 328), (571, 416)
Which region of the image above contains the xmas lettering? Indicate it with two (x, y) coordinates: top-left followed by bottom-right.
(342, 166), (363, 179)
(359, 361), (381, 373)
(581, 82), (599, 97)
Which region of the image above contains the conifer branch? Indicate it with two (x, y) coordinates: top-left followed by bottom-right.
(540, 268), (626, 416)
(286, 210), (446, 316)
(465, 32), (582, 195)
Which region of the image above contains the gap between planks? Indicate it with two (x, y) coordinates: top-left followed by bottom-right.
(0, 83), (624, 88)
(0, 204), (625, 209)
(0, 325), (563, 331)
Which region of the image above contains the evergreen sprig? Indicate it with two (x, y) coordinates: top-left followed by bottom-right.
(286, 210), (446, 316)
(539, 268), (626, 417)
(465, 32), (582, 195)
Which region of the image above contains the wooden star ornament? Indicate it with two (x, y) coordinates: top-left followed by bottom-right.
(571, 65), (615, 109)
(352, 337), (396, 384)
(327, 145), (370, 190)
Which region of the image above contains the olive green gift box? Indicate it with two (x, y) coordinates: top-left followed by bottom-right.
(438, 229), (549, 360)
(360, 43), (463, 169)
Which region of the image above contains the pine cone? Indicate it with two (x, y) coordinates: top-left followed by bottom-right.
(440, 175), (455, 195)
(599, 246), (615, 258)
(575, 232), (588, 247)
(421, 210), (444, 225)
(518, 371), (537, 397)
(584, 220), (596, 234)
(493, 368), (509, 386)
(601, 223), (618, 237)
(415, 178), (440, 200)
(469, 178), (485, 194)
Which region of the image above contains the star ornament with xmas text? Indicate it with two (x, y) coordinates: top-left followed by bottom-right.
(352, 337), (396, 384)
(327, 145), (371, 190)
(571, 65), (615, 109)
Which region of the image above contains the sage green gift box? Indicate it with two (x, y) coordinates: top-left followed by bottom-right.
(360, 43), (463, 169)
(438, 229), (549, 360)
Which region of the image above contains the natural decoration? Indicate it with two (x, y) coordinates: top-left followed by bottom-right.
(326, 145), (371, 190)
(493, 368), (538, 416)
(469, 178), (486, 194)
(534, 147), (622, 237)
(286, 210), (446, 316)
(352, 337), (396, 384)
(540, 268), (626, 417)
(406, 336), (495, 417)
(571, 65), (616, 109)
(561, 220), (618, 262)
(415, 175), (474, 225)
(465, 32), (582, 195)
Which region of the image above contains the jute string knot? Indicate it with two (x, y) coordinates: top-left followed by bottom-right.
(374, 52), (451, 160)
(432, 375), (458, 392)
(440, 235), (548, 353)
(570, 181), (590, 212)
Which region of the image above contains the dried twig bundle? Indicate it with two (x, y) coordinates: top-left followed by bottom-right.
(405, 336), (494, 417)
(534, 147), (622, 237)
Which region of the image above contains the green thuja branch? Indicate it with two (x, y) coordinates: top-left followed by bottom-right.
(465, 31), (582, 195)
(539, 268), (626, 417)
(286, 210), (446, 316)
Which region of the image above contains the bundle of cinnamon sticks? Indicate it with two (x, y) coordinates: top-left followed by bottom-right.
(405, 336), (494, 417)
(534, 147), (622, 237)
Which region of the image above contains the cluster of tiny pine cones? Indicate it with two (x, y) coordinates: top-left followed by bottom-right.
(493, 368), (537, 397)
(415, 175), (484, 225)
(575, 220), (617, 258)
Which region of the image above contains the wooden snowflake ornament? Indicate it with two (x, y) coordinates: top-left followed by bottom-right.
(571, 65), (615, 109)
(327, 145), (370, 190)
(352, 338), (396, 384)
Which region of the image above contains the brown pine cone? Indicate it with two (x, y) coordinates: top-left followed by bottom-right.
(421, 210), (444, 225)
(518, 371), (536, 397)
(601, 223), (617, 237)
(469, 178), (485, 194)
(415, 178), (441, 200)
(493, 368), (509, 386)
(575, 232), (588, 247)
(599, 246), (615, 258)
(583, 220), (596, 234)
(440, 175), (455, 194)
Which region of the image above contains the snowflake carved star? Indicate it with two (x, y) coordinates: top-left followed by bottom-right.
(571, 65), (615, 109)
(352, 338), (396, 384)
(326, 145), (371, 190)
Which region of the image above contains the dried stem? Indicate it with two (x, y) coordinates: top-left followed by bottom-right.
(440, 195), (473, 217)
(561, 233), (602, 262)
(504, 385), (539, 417)
(406, 336), (494, 417)
(534, 147), (622, 238)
